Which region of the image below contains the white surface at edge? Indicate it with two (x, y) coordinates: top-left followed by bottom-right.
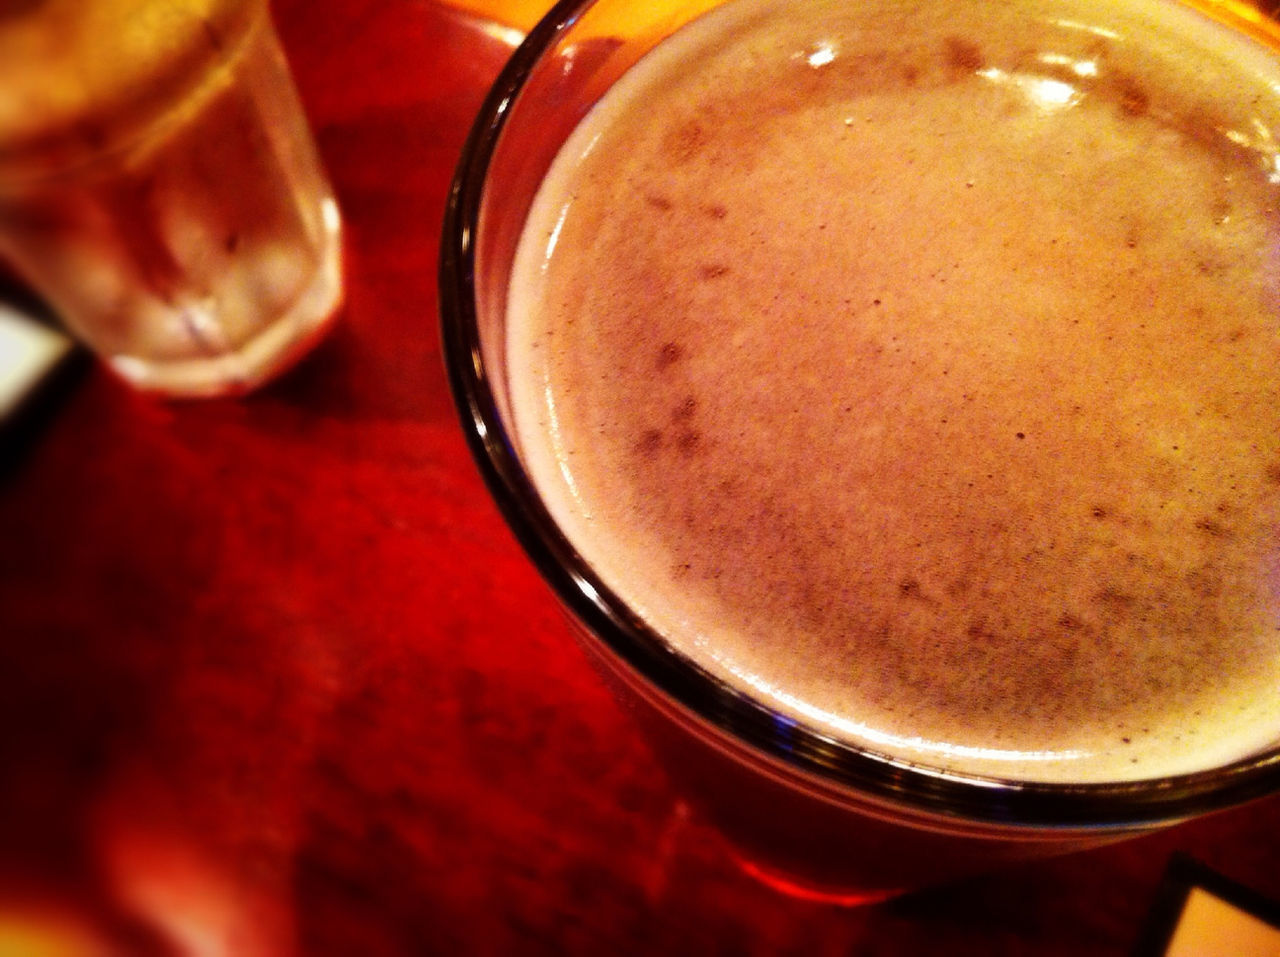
(0, 302), (73, 418)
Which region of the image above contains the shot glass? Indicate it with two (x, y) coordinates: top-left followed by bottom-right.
(0, 0), (343, 399)
(440, 0), (1280, 902)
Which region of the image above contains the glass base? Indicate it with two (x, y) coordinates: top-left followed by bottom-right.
(108, 206), (344, 399)
(728, 849), (904, 907)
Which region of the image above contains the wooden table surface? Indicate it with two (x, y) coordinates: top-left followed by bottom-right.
(1, 1), (1278, 954)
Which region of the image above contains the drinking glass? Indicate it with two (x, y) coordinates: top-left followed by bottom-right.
(439, 0), (1280, 902)
(0, 0), (343, 398)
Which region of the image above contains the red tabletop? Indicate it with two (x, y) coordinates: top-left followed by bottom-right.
(2, 2), (1279, 954)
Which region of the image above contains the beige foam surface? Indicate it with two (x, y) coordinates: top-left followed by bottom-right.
(510, 0), (1280, 781)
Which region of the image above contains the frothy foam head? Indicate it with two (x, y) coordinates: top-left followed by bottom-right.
(508, 0), (1280, 782)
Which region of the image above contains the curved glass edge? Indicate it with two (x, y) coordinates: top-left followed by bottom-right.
(438, 0), (1280, 830)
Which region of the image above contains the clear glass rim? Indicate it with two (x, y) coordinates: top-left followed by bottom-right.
(439, 0), (1280, 830)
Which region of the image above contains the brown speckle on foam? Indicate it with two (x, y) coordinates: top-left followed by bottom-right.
(944, 36), (984, 74)
(1114, 74), (1151, 117)
(645, 193), (674, 211)
(634, 429), (664, 457)
(1193, 517), (1233, 538)
(656, 342), (684, 370)
(663, 118), (708, 165)
(676, 430), (703, 457)
(700, 264), (731, 279)
(672, 396), (698, 422)
(965, 618), (995, 641)
(701, 203), (728, 220)
(1058, 612), (1085, 631)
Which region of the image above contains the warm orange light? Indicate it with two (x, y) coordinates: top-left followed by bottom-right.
(0, 908), (112, 957)
(439, 0), (726, 40)
(440, 0), (550, 32)
(1178, 0), (1280, 48)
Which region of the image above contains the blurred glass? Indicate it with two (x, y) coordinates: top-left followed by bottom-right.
(0, 0), (343, 398)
